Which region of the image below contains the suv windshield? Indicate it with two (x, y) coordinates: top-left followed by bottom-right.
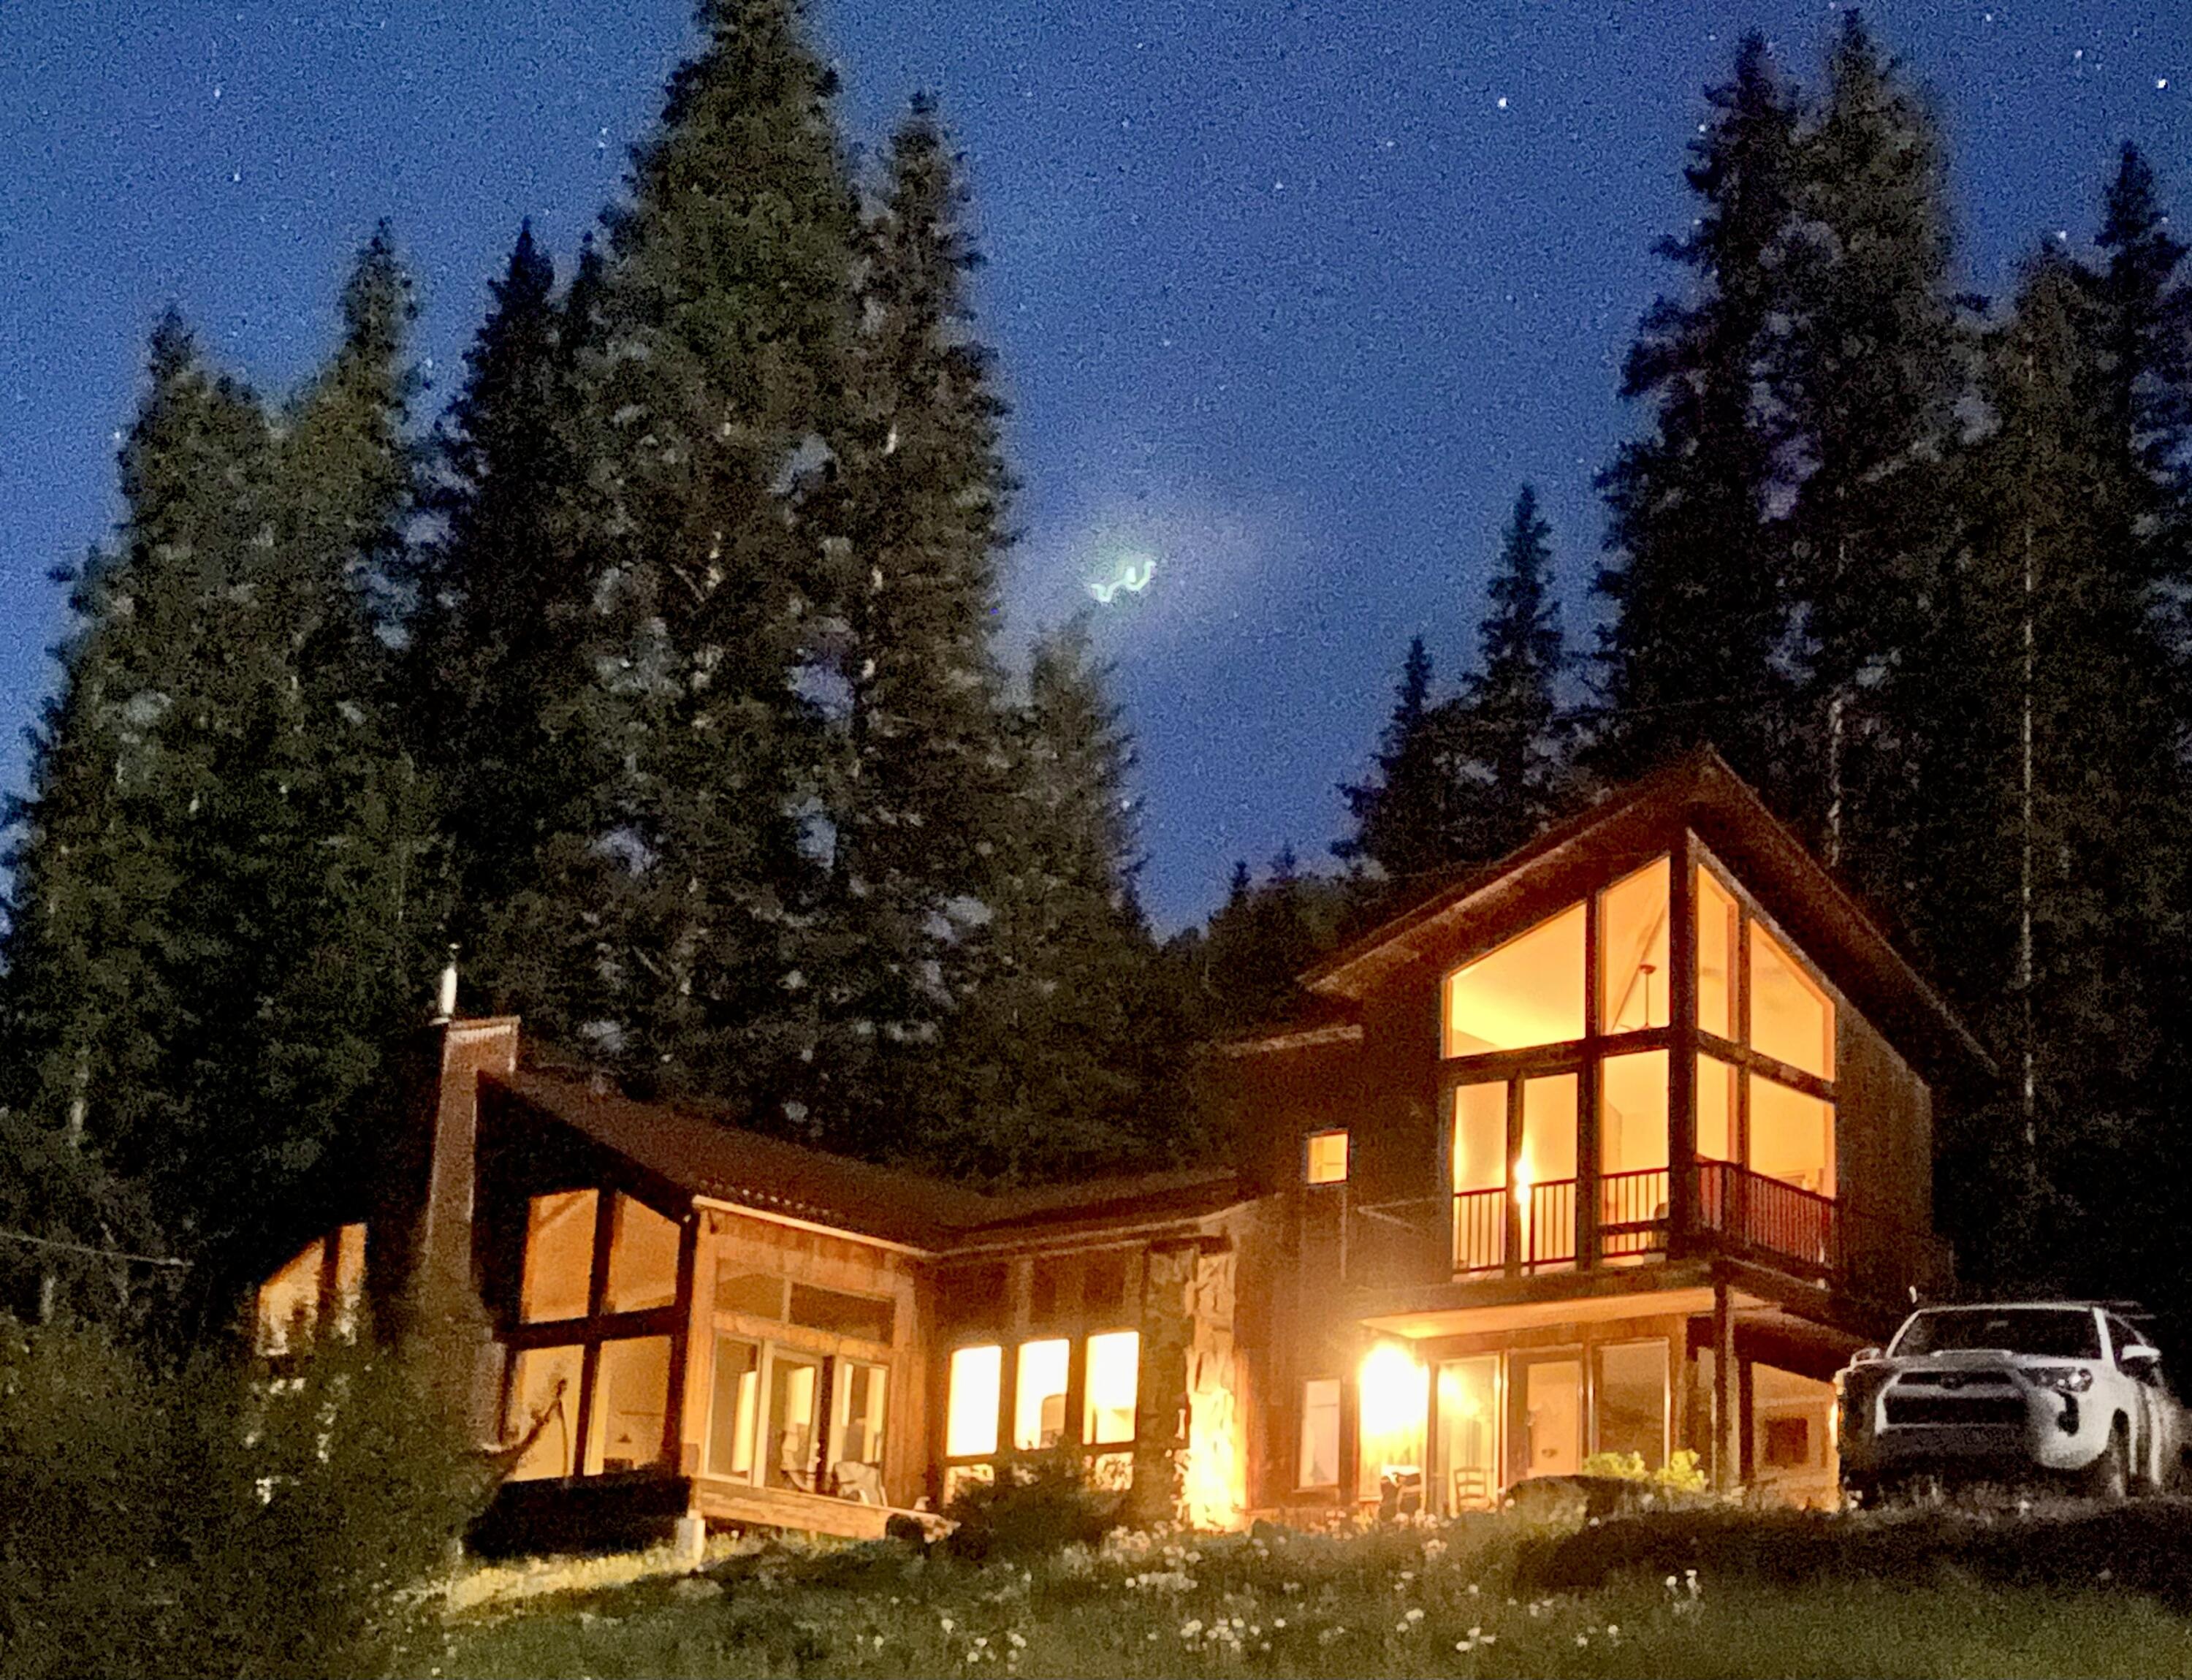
(1892, 1308), (2101, 1359)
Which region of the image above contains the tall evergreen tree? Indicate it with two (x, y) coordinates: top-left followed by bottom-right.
(926, 619), (1189, 1180)
(1333, 636), (1461, 888)
(1595, 31), (1799, 789)
(1, 232), (441, 1320)
(2082, 143), (2192, 650)
(808, 95), (1014, 1152)
(488, 0), (861, 1109)
(1448, 484), (1567, 861)
(1776, 13), (1964, 886)
(1907, 252), (2192, 1292)
(403, 223), (600, 974)
(0, 316), (270, 1315)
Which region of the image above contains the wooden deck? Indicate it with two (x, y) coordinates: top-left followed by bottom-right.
(692, 1474), (945, 1542)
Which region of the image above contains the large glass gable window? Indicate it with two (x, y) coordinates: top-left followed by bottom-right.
(1443, 903), (1585, 1057)
(1600, 859), (1670, 1033)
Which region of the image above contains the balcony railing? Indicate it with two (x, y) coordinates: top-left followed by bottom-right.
(1355, 1160), (1950, 1304)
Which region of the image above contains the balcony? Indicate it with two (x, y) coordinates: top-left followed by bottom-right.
(1350, 1161), (1950, 1307)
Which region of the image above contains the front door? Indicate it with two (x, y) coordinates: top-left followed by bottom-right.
(1512, 1354), (1583, 1482)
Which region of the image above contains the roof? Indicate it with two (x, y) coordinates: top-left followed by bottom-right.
(488, 1065), (1247, 1253)
(1298, 749), (1994, 1087)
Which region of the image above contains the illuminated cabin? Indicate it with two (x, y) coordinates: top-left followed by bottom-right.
(1217, 750), (1985, 1510)
(252, 750), (1981, 1544)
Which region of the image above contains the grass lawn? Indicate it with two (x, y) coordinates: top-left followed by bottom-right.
(433, 1508), (2192, 1679)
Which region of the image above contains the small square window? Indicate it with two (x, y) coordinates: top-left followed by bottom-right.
(1306, 1130), (1350, 1185)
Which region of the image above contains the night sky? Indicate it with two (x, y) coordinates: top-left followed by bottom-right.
(5, 2), (2190, 930)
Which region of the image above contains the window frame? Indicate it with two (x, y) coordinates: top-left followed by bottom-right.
(498, 1185), (695, 1482)
(941, 1329), (1144, 1485)
(1438, 837), (1849, 1277)
(1304, 1128), (1351, 1186)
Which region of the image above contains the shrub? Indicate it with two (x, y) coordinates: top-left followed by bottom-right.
(940, 1454), (1122, 1563)
(1580, 1448), (1709, 1495)
(0, 1310), (493, 1679)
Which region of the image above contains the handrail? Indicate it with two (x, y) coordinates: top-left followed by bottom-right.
(1415, 1159), (1946, 1301)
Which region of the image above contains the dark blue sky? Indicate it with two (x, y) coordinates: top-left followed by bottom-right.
(5, 2), (2188, 928)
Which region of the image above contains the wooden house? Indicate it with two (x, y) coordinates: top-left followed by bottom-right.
(255, 750), (1985, 1545)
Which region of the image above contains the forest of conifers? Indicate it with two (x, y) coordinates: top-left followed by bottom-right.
(5, 1), (2192, 1343)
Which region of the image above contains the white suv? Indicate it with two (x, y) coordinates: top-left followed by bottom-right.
(1838, 1302), (2184, 1502)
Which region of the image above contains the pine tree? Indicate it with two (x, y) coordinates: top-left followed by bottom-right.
(807, 95), (1014, 1152)
(1596, 31), (1799, 790)
(403, 223), (601, 973)
(174, 229), (441, 1309)
(1448, 484), (1567, 862)
(1333, 636), (1460, 888)
(925, 619), (1189, 1180)
(0, 316), (270, 1314)
(1904, 252), (2191, 1293)
(1197, 848), (1332, 1033)
(1776, 13), (1964, 886)
(1, 235), (440, 1320)
(2083, 143), (2192, 648)
(492, 0), (861, 1108)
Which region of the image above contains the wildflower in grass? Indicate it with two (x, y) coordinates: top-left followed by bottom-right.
(1405, 1608), (1424, 1624)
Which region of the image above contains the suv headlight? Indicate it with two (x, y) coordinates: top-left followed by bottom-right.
(2027, 1367), (2093, 1393)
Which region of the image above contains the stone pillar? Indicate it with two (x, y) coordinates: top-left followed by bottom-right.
(1126, 1238), (1242, 1529)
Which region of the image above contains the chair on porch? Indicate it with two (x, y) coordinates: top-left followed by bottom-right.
(1450, 1465), (1493, 1511)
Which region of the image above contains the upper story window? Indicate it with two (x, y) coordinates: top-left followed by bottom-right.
(1750, 921), (1834, 1079)
(1305, 1129), (1350, 1185)
(1600, 859), (1670, 1033)
(1442, 902), (1585, 1057)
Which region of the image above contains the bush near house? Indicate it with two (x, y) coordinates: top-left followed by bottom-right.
(0, 1312), (492, 1680)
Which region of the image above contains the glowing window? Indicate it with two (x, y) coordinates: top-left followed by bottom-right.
(1749, 924), (1834, 1079)
(1358, 1343), (1428, 1500)
(1697, 1055), (1737, 1161)
(1305, 1129), (1350, 1185)
(1453, 1084), (1507, 1193)
(1084, 1331), (1140, 1446)
(1599, 1051), (1669, 1176)
(945, 1345), (1002, 1458)
(603, 1195), (680, 1315)
(1696, 868), (1738, 1039)
(1518, 1074), (1578, 1269)
(1749, 1076), (1835, 1196)
(1595, 1341), (1668, 1470)
(707, 1335), (763, 1480)
(520, 1190), (598, 1323)
(1599, 857), (1670, 1033)
(763, 1349), (824, 1489)
(831, 1360), (888, 1471)
(256, 1239), (323, 1356)
(1437, 1356), (1499, 1510)
(1298, 1377), (1341, 1488)
(506, 1343), (585, 1481)
(585, 1335), (671, 1475)
(1442, 902), (1585, 1057)
(1013, 1338), (1070, 1451)
(1453, 1082), (1509, 1273)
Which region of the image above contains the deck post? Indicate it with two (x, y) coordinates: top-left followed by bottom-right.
(1711, 1277), (1738, 1493)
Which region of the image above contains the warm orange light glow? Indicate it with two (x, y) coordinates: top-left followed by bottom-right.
(1181, 1354), (1247, 1530)
(1305, 1129), (1350, 1185)
(1359, 1342), (1429, 1501)
(1360, 1343), (1428, 1442)
(1443, 902), (1586, 1057)
(1750, 922), (1834, 1078)
(945, 1345), (1002, 1458)
(1600, 857), (1670, 1033)
(1013, 1338), (1070, 1451)
(1084, 1331), (1139, 1446)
